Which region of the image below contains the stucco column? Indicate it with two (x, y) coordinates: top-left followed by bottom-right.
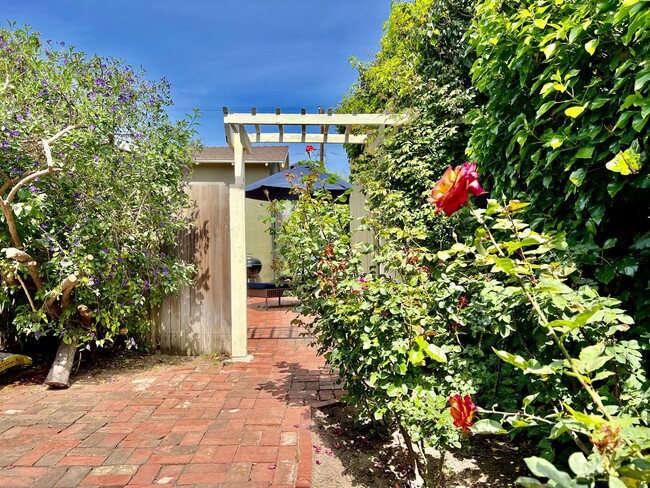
(229, 139), (248, 359)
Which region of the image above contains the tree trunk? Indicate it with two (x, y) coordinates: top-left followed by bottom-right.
(44, 337), (78, 388)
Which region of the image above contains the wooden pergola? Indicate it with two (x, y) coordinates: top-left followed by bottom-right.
(223, 108), (405, 359)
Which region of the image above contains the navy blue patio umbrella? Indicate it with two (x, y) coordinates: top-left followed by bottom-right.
(244, 165), (352, 202)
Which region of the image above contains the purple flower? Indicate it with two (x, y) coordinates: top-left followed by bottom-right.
(89, 332), (96, 338)
(1, 141), (8, 148)
(28, 185), (39, 193)
(16, 115), (23, 122)
(162, 268), (169, 277)
(130, 337), (136, 346)
(10, 130), (18, 138)
(93, 155), (99, 162)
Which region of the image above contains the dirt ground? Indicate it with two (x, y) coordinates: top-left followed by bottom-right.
(311, 403), (532, 488)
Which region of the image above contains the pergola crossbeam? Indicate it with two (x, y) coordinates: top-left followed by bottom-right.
(224, 112), (404, 126)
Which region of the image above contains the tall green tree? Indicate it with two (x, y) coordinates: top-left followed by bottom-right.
(339, 0), (477, 248)
(0, 26), (197, 350)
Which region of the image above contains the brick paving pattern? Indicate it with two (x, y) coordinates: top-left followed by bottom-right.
(0, 298), (343, 487)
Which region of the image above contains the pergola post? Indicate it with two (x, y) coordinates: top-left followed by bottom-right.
(229, 137), (248, 359)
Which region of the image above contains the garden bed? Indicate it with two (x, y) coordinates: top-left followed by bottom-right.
(311, 403), (533, 487)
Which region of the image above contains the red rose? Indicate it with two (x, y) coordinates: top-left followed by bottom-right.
(305, 145), (315, 153)
(449, 394), (477, 433)
(429, 162), (485, 216)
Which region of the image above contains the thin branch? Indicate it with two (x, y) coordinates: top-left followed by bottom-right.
(6, 167), (61, 204)
(15, 273), (37, 313)
(0, 201), (22, 247)
(46, 124), (81, 146)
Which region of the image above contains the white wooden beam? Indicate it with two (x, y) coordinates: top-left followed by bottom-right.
(237, 124), (252, 153)
(224, 113), (405, 126)
(229, 137), (248, 359)
(253, 133), (367, 144)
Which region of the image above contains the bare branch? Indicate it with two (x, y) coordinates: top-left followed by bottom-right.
(15, 273), (37, 313)
(4, 248), (43, 289)
(1, 270), (19, 287)
(46, 124), (81, 146)
(6, 167), (61, 204)
(0, 203), (23, 247)
(5, 248), (34, 263)
(42, 273), (78, 312)
(76, 304), (92, 328)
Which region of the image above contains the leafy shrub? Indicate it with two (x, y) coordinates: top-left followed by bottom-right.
(0, 25), (197, 350)
(468, 0), (650, 321)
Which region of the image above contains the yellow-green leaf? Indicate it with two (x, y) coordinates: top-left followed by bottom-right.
(534, 18), (547, 29)
(550, 137), (563, 149)
(585, 38), (598, 55)
(565, 104), (587, 118)
(606, 147), (642, 175)
(543, 43), (556, 59)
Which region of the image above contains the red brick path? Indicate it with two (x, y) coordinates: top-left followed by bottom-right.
(0, 298), (343, 487)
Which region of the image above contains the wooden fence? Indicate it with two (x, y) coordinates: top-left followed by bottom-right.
(154, 183), (232, 355)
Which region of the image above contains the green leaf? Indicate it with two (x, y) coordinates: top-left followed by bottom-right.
(615, 255), (638, 277)
(605, 146), (642, 175)
(579, 342), (605, 363)
(602, 238), (617, 250)
(424, 343), (447, 363)
(575, 146), (594, 159)
(584, 38), (598, 55)
(536, 101), (555, 118)
(549, 136), (563, 149)
(493, 348), (529, 370)
(631, 231), (650, 250)
(635, 66), (650, 92)
(569, 168), (586, 186)
(595, 265), (616, 284)
(522, 393), (539, 408)
(542, 43), (556, 59)
(493, 257), (515, 273)
(515, 477), (547, 488)
(568, 452), (590, 477)
(607, 180), (626, 197)
(471, 419), (507, 435)
(609, 476), (627, 488)
(524, 457), (578, 487)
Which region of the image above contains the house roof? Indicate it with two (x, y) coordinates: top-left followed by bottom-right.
(194, 146), (289, 164)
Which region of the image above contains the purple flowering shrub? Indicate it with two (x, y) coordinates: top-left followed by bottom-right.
(0, 26), (198, 351)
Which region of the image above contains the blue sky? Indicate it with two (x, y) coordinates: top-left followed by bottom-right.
(3, 1), (392, 174)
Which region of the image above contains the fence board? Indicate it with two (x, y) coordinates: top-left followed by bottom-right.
(350, 186), (374, 273)
(157, 182), (232, 356)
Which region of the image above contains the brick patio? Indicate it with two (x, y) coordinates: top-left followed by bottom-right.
(0, 298), (343, 487)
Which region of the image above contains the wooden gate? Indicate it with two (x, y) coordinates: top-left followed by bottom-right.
(154, 183), (232, 355)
